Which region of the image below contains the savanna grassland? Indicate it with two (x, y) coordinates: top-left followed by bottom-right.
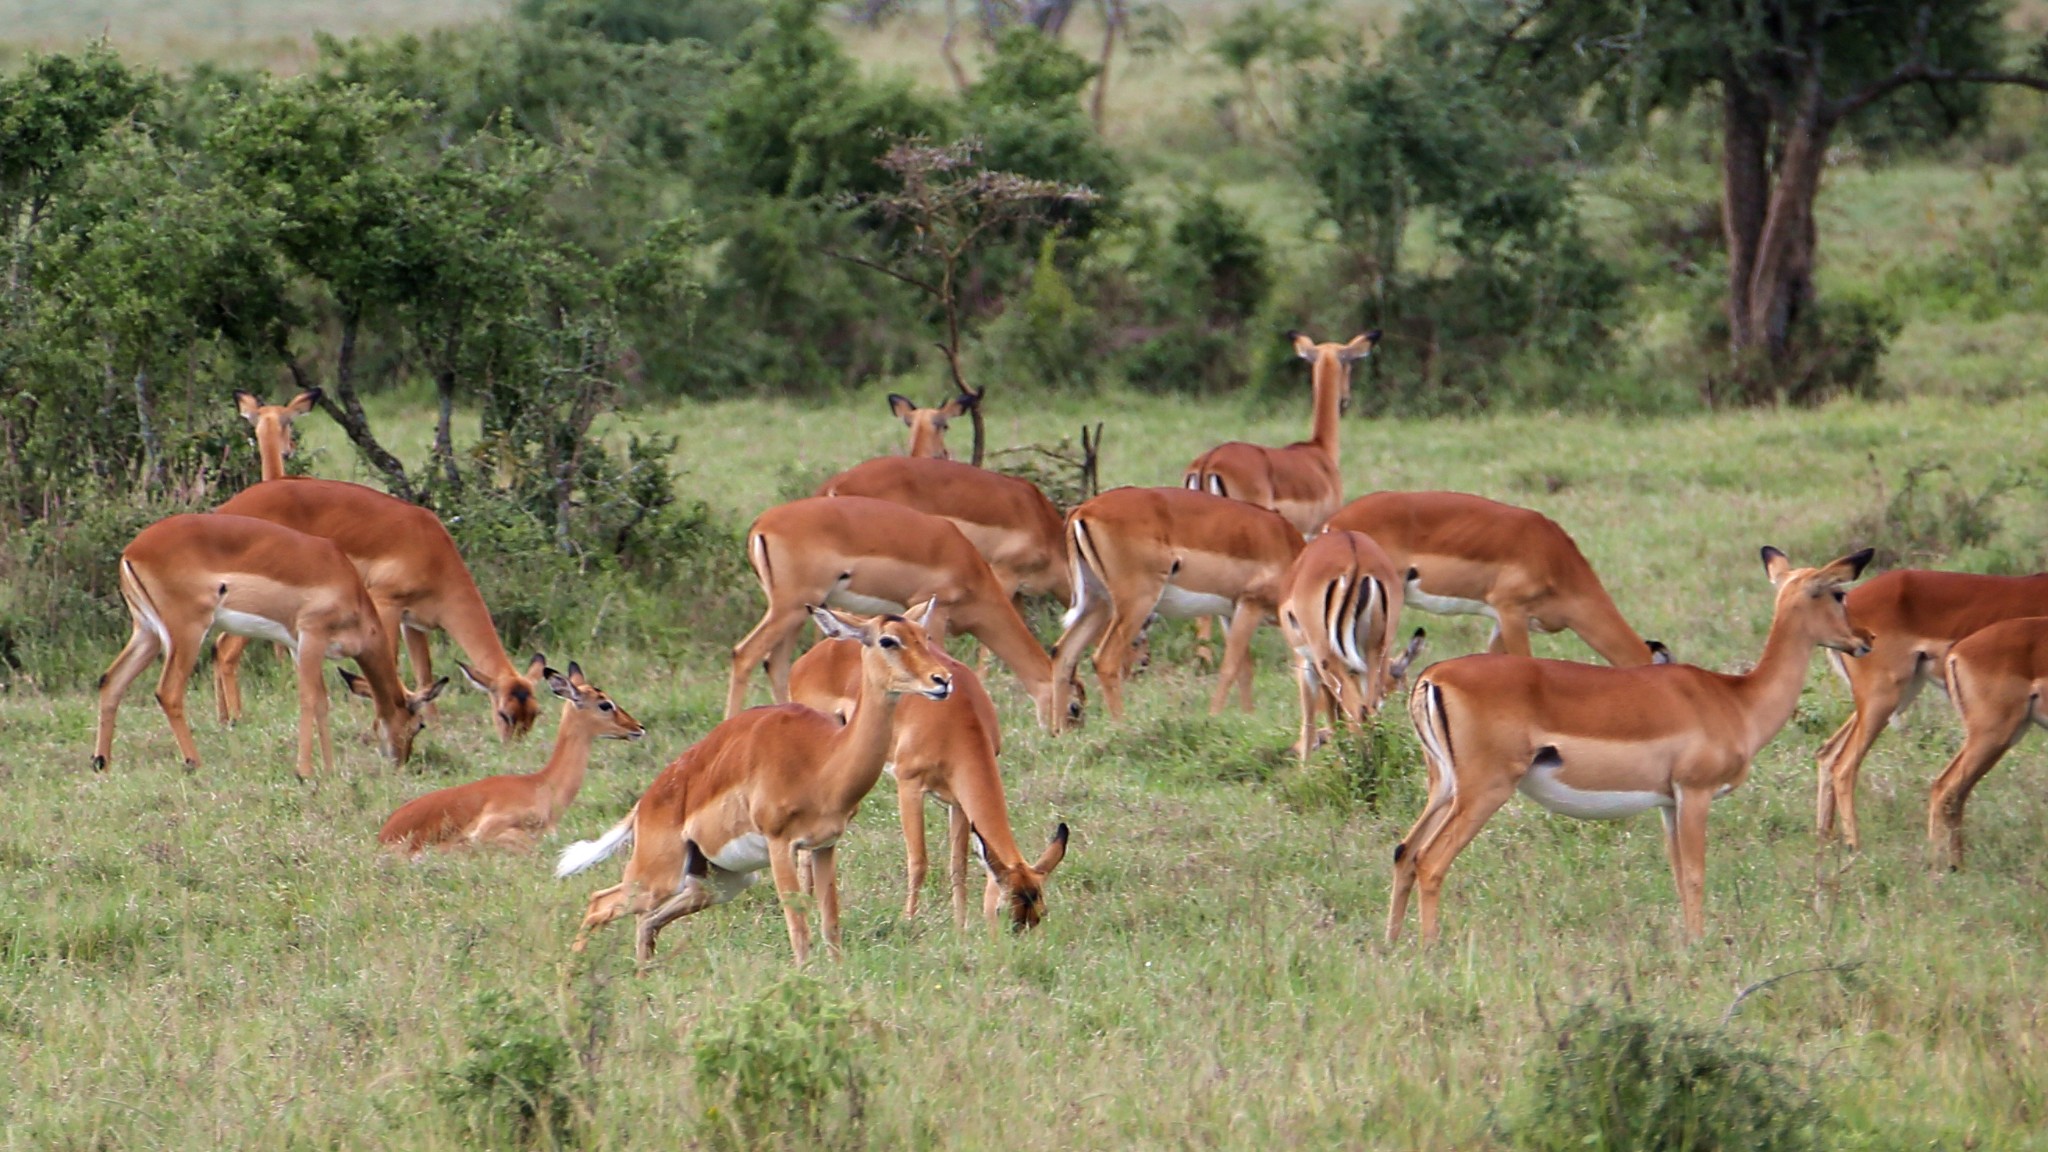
(6, 1), (2048, 1149)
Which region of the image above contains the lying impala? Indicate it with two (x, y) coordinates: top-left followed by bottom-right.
(235, 389), (321, 482)
(212, 478), (544, 742)
(1277, 530), (1425, 761)
(1184, 331), (1375, 535)
(378, 663), (644, 856)
(816, 457), (1070, 605)
(726, 496), (1077, 731)
(1927, 616), (2048, 871)
(1324, 490), (1667, 666)
(1816, 569), (2048, 850)
(1053, 487), (1303, 720)
(94, 514), (447, 779)
(560, 605), (953, 966)
(1388, 546), (1873, 947)
(887, 391), (979, 459)
(789, 636), (1068, 930)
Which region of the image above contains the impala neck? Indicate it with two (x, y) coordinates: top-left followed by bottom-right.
(437, 587), (516, 680)
(948, 751), (1025, 871)
(1308, 359), (1345, 462)
(824, 660), (910, 814)
(956, 600), (1056, 725)
(355, 632), (414, 721)
(257, 429), (288, 482)
(1730, 604), (1825, 762)
(534, 704), (597, 814)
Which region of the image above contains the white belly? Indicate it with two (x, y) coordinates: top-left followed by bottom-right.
(1153, 583), (1235, 620)
(707, 832), (771, 873)
(825, 587), (907, 616)
(213, 608), (297, 653)
(1403, 578), (1495, 620)
(1518, 765), (1672, 820)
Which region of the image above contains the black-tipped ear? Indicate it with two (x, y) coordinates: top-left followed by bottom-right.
(1034, 822), (1069, 875)
(1761, 546), (1791, 584)
(234, 391), (261, 420)
(953, 390), (980, 412)
(1843, 547), (1875, 580)
(1647, 640), (1673, 664)
(545, 667), (575, 700)
(285, 389), (321, 416)
(337, 667), (371, 699)
(413, 676), (452, 708)
(887, 393), (916, 422)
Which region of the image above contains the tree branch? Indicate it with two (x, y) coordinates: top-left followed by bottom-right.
(820, 247), (943, 297)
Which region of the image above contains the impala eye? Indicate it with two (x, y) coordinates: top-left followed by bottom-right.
(878, 636), (901, 650)
(599, 701), (615, 712)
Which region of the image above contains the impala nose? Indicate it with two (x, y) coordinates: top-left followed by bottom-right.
(926, 673), (953, 700)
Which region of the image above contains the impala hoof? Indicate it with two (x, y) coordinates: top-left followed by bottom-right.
(91, 755), (106, 772)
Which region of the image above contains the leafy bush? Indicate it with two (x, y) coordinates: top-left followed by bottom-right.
(434, 989), (582, 1148)
(1500, 1001), (1828, 1152)
(1843, 456), (2038, 570)
(982, 236), (1102, 390)
(692, 975), (871, 1152)
(519, 0), (764, 48)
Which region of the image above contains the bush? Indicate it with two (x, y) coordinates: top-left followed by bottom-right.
(1278, 715), (1423, 816)
(692, 975), (871, 1152)
(1843, 456), (2038, 570)
(1500, 1001), (1828, 1152)
(434, 989), (582, 1148)
(981, 236), (1102, 390)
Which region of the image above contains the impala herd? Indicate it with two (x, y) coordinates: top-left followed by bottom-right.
(78, 331), (2048, 965)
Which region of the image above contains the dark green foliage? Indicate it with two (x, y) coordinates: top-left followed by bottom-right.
(692, 975), (871, 1152)
(1115, 190), (1273, 394)
(1904, 168), (2048, 320)
(434, 989), (582, 1148)
(1845, 457), (2037, 570)
(963, 29), (1125, 236)
(519, 0), (764, 48)
(1501, 1002), (1827, 1152)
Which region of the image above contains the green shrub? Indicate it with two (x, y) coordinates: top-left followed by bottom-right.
(1500, 1001), (1827, 1152)
(1279, 715), (1424, 816)
(983, 236), (1102, 390)
(1843, 456), (2037, 569)
(434, 989), (582, 1148)
(692, 975), (871, 1152)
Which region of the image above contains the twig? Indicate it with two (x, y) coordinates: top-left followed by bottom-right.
(1721, 960), (1863, 1027)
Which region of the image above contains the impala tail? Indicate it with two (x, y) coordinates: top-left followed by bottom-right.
(555, 806), (636, 877)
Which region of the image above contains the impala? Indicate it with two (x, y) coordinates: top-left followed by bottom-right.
(816, 456), (1071, 605)
(93, 514), (448, 779)
(1815, 569), (2048, 850)
(888, 391), (978, 459)
(235, 389), (321, 482)
(1278, 530), (1426, 761)
(788, 636), (1068, 930)
(1053, 486), (1304, 720)
(378, 663), (645, 856)
(560, 605), (953, 966)
(1387, 546), (1873, 947)
(1926, 616), (2048, 871)
(1324, 491), (1667, 666)
(1183, 331), (1376, 536)
(726, 495), (1077, 731)
(212, 478), (544, 741)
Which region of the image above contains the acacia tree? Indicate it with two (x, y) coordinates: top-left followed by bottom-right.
(1490, 0), (2048, 391)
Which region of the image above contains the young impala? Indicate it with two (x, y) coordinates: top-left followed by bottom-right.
(788, 636), (1068, 931)
(1388, 546), (1873, 947)
(1324, 490), (1667, 666)
(235, 389), (321, 482)
(1277, 530), (1425, 761)
(1815, 569), (2048, 850)
(93, 514), (447, 779)
(213, 478), (545, 742)
(816, 456), (1071, 606)
(560, 605), (954, 966)
(887, 392), (979, 459)
(378, 664), (645, 856)
(726, 495), (1077, 731)
(1924, 616), (2048, 871)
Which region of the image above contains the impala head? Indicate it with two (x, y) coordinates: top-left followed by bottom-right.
(546, 662), (645, 741)
(339, 668), (452, 765)
(975, 823), (1069, 933)
(887, 391), (978, 459)
(235, 389), (320, 464)
(457, 653), (547, 741)
(1761, 546), (1876, 655)
(809, 600), (954, 701)
(1379, 628), (1428, 712)
(1288, 330), (1379, 414)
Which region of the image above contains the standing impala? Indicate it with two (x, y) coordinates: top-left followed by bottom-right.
(816, 456), (1070, 605)
(887, 392), (978, 459)
(1053, 486), (1303, 720)
(726, 496), (1077, 731)
(789, 637), (1068, 931)
(1183, 331), (1376, 535)
(1324, 491), (1667, 666)
(1815, 569), (2048, 850)
(378, 663), (645, 857)
(560, 605), (954, 966)
(212, 478), (545, 742)
(1925, 616), (2048, 871)
(94, 514), (448, 779)
(1387, 547), (1873, 947)
(1277, 530), (1425, 761)
(235, 389), (321, 482)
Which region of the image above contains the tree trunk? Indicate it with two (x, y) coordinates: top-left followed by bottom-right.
(1745, 69), (1827, 361)
(1024, 0), (1075, 35)
(1719, 70), (1772, 355)
(314, 306), (417, 503)
(432, 326), (463, 495)
(1090, 0), (1122, 127)
(942, 0), (970, 90)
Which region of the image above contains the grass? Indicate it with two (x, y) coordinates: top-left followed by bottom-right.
(9, 387), (2048, 1148)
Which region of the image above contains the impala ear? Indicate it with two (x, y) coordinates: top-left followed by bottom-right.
(1033, 822), (1069, 876)
(1337, 331), (1380, 362)
(940, 391), (979, 418)
(903, 597), (938, 628)
(887, 393), (916, 423)
(234, 391), (261, 421)
(411, 676), (452, 710)
(1288, 331), (1318, 361)
(969, 826), (1003, 883)
(456, 661), (491, 693)
(1648, 640), (1674, 664)
(1390, 628), (1427, 680)
(1761, 546), (1792, 586)
(1821, 547), (1876, 585)
(809, 603), (866, 641)
(337, 667), (373, 699)
(544, 667), (577, 701)
(524, 653), (548, 683)
(285, 388), (321, 416)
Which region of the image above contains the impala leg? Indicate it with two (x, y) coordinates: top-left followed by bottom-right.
(153, 625), (208, 771)
(94, 625), (163, 771)
(897, 779), (928, 918)
(947, 801), (971, 931)
(1051, 594), (1113, 720)
(401, 623), (440, 725)
(727, 605), (806, 717)
(1192, 615), (1216, 669)
(1821, 681), (1900, 850)
(810, 844), (844, 961)
(1208, 601), (1261, 716)
(212, 633), (250, 727)
(1292, 654), (1321, 762)
(1387, 776), (1458, 945)
(1658, 804), (1684, 905)
(1670, 787), (1713, 944)
(767, 838), (812, 965)
(573, 882), (640, 953)
(1814, 715), (1855, 832)
(1927, 713), (2029, 872)
(293, 634), (329, 780)
(635, 878), (715, 968)
(1488, 608), (1533, 658)
(1408, 778), (1518, 945)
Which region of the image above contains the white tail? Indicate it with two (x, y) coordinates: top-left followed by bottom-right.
(555, 807), (636, 877)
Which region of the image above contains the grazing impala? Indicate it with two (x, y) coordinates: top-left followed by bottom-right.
(816, 457), (1070, 605)
(93, 514), (448, 779)
(1388, 547), (1873, 947)
(212, 478), (544, 742)
(888, 391), (978, 459)
(789, 637), (1068, 930)
(378, 664), (645, 857)
(1324, 491), (1667, 667)
(1815, 569), (2048, 850)
(1278, 530), (1426, 761)
(1926, 616), (2048, 871)
(1183, 331), (1375, 536)
(560, 605), (954, 966)
(1053, 487), (1304, 720)
(235, 389), (321, 482)
(726, 496), (1077, 731)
